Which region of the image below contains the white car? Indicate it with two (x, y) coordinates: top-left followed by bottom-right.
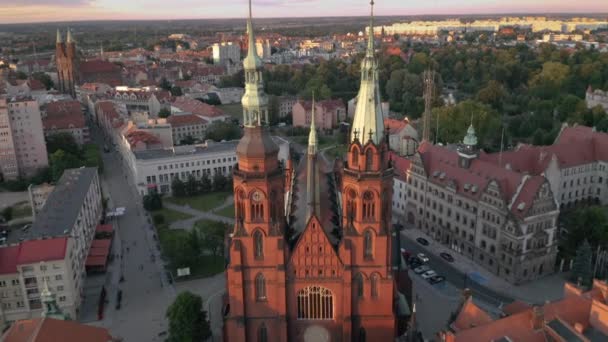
(413, 265), (430, 274)
(417, 253), (430, 263)
(421, 270), (437, 280)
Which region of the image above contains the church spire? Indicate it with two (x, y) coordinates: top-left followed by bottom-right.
(66, 28), (74, 44)
(56, 29), (63, 44)
(41, 278), (67, 320)
(350, 0), (384, 145)
(308, 95), (318, 156)
(243, 0), (262, 71)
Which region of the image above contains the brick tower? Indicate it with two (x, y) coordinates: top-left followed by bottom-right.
(224, 0), (288, 340)
(55, 29), (78, 98)
(341, 0), (396, 339)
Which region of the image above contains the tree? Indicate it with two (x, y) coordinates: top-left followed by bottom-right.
(199, 173), (212, 193)
(1, 207), (13, 221)
(171, 178), (186, 197)
(46, 133), (80, 155)
(159, 77), (172, 91)
(213, 173), (228, 192)
(166, 291), (211, 342)
(82, 144), (103, 172)
(185, 174), (198, 196)
(197, 220), (227, 257)
(477, 80), (506, 110)
(16, 71), (27, 80)
(144, 192), (163, 211)
(571, 240), (593, 287)
(158, 108), (171, 118)
(170, 86), (183, 97)
(204, 121), (241, 142)
(49, 149), (82, 182)
(180, 136), (195, 145)
(32, 72), (54, 90)
(562, 206), (608, 256)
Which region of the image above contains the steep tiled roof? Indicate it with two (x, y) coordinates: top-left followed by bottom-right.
(43, 101), (85, 130)
(80, 60), (120, 74)
(452, 298), (494, 331)
(172, 96), (226, 118)
(3, 317), (114, 342)
(167, 113), (208, 127)
(384, 117), (409, 135)
(125, 130), (161, 146)
(0, 245), (20, 274)
(16, 237), (68, 265)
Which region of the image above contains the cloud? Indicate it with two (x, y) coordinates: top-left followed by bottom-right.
(2, 0), (93, 6)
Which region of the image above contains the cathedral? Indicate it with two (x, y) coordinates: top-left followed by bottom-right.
(223, 1), (410, 341)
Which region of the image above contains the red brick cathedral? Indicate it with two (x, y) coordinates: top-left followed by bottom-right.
(224, 1), (405, 341)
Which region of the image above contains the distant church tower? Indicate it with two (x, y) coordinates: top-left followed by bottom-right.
(56, 29), (78, 98)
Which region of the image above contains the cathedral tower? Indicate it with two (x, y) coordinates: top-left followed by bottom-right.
(55, 29), (78, 98)
(340, 1), (396, 339)
(224, 1), (288, 341)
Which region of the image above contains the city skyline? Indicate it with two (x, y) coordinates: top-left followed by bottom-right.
(1, 0), (607, 24)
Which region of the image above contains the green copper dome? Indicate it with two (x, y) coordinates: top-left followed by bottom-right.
(463, 124), (478, 147)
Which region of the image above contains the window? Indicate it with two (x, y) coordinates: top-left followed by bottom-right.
(254, 231), (264, 259)
(364, 230), (373, 258)
(355, 273), (364, 299)
(362, 191), (376, 220)
(371, 273), (379, 299)
(258, 324), (268, 342)
(59, 296), (66, 302)
(297, 286), (334, 320)
(365, 149), (373, 171)
(255, 273), (266, 301)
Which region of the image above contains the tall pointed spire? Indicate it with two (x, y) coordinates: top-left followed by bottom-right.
(308, 94), (318, 156)
(56, 29), (63, 44)
(66, 28), (74, 44)
(350, 0), (384, 145)
(243, 0), (262, 71)
(41, 277), (67, 320)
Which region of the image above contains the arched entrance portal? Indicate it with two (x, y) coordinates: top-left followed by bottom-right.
(303, 325), (330, 342)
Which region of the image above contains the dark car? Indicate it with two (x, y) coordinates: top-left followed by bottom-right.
(416, 237), (429, 246)
(440, 252), (454, 262)
(408, 256), (422, 267)
(429, 275), (445, 284)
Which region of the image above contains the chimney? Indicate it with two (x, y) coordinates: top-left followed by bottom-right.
(532, 306), (544, 330)
(574, 322), (584, 334)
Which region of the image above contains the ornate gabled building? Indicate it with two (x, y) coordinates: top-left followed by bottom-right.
(224, 1), (406, 341)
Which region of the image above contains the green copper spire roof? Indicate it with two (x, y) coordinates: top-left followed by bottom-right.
(350, 0), (384, 145)
(56, 29), (63, 44)
(463, 123), (478, 147)
(308, 95), (318, 155)
(41, 278), (67, 320)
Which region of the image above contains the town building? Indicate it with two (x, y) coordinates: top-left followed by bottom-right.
(384, 117), (418, 157)
(212, 42), (241, 66)
(223, 3), (408, 341)
(3, 316), (116, 342)
(27, 183), (54, 219)
(4, 79), (48, 99)
(255, 39), (272, 59)
(171, 96), (230, 122)
(215, 87), (245, 105)
(292, 99), (346, 130)
(586, 86), (608, 112)
(278, 95), (297, 119)
(0, 168), (102, 327)
(392, 125), (559, 284)
(111, 86), (171, 117)
(0, 97), (49, 181)
(55, 29), (78, 98)
(440, 280), (608, 341)
(166, 113), (208, 144)
(542, 33), (583, 42)
(42, 100), (89, 145)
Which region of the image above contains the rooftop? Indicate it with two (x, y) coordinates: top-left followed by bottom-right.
(28, 168), (98, 240)
(134, 140), (239, 161)
(172, 96), (227, 118)
(2, 317), (115, 342)
(43, 100), (86, 130)
(166, 113), (208, 126)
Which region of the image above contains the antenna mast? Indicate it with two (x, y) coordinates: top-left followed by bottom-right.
(422, 69), (434, 143)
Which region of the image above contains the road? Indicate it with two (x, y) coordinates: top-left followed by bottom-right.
(400, 231), (513, 306)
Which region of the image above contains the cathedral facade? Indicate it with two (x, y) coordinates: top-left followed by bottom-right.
(223, 2), (404, 341)
(55, 29), (78, 98)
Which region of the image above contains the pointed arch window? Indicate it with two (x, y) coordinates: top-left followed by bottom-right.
(346, 189), (357, 223)
(355, 273), (364, 299)
(254, 230), (264, 259)
(371, 273), (379, 299)
(359, 327), (367, 342)
(364, 230), (373, 259)
(365, 149), (374, 171)
(297, 286), (334, 320)
(352, 147), (359, 169)
(362, 191), (376, 221)
(258, 323), (268, 342)
(255, 273), (266, 301)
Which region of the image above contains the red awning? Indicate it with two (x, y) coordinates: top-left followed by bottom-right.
(96, 224), (113, 234)
(86, 239), (112, 269)
(86, 255), (108, 267)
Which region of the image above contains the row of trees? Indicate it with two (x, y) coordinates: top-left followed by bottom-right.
(171, 173), (231, 198)
(47, 133), (104, 182)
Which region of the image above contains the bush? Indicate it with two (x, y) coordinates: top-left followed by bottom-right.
(1, 207), (13, 221)
(153, 213), (165, 225)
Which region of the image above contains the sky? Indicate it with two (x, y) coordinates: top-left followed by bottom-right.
(1, 0), (607, 24)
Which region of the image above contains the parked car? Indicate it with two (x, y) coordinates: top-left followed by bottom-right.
(421, 270), (437, 280)
(416, 237), (429, 246)
(429, 275), (445, 284)
(400, 248), (411, 261)
(417, 253), (430, 263)
(409, 256), (422, 267)
(413, 265), (430, 274)
(440, 252), (454, 262)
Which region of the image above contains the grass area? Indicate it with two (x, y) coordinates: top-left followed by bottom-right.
(165, 192), (230, 212)
(10, 201), (32, 219)
(216, 205), (235, 218)
(151, 207), (193, 224)
(218, 103), (243, 122)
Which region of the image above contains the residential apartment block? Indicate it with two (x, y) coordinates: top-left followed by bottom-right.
(292, 99), (346, 130)
(166, 113), (208, 145)
(0, 168), (102, 328)
(42, 100), (89, 146)
(212, 42), (241, 66)
(0, 97), (49, 180)
(392, 126), (559, 284)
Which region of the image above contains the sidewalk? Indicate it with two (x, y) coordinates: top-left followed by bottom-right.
(402, 227), (566, 304)
(164, 202), (235, 229)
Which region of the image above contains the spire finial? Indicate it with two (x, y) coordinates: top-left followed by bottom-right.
(367, 0), (375, 56)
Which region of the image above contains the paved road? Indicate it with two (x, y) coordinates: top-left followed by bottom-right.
(0, 191), (28, 210)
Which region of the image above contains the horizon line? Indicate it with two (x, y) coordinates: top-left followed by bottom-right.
(2, 11), (607, 26)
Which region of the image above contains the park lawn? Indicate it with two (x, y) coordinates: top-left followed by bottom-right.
(216, 205), (235, 218)
(218, 103), (243, 122)
(165, 192), (230, 212)
(187, 255), (225, 278)
(152, 207), (193, 224)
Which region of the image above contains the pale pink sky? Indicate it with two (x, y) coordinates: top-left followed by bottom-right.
(1, 0), (607, 24)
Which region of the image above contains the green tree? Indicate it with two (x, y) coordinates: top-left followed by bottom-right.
(213, 173), (228, 192)
(185, 174), (198, 196)
(50, 149), (82, 182)
(166, 291), (211, 342)
(562, 206), (608, 256)
(199, 173), (212, 193)
(46, 133), (80, 155)
(159, 77), (172, 91)
(82, 144), (103, 172)
(16, 71), (27, 80)
(197, 220), (227, 257)
(171, 178), (186, 197)
(477, 80), (506, 110)
(1, 207), (13, 221)
(571, 240), (593, 287)
(204, 121), (241, 142)
(170, 86), (183, 97)
(32, 72), (54, 90)
(144, 192), (163, 211)
(158, 108), (171, 118)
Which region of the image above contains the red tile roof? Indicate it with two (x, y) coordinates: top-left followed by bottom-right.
(172, 96), (226, 118)
(0, 245), (20, 274)
(502, 300), (531, 316)
(167, 113), (208, 126)
(384, 117), (410, 135)
(80, 59), (121, 74)
(3, 317), (115, 342)
(43, 101), (86, 130)
(16, 237), (67, 265)
(452, 297), (494, 332)
(125, 130), (161, 147)
(390, 151), (411, 180)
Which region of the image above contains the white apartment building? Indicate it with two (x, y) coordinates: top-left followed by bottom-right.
(212, 42), (241, 66)
(0, 97), (49, 181)
(166, 114), (208, 145)
(255, 39), (271, 59)
(0, 167), (102, 328)
(131, 137), (290, 196)
(392, 127), (559, 285)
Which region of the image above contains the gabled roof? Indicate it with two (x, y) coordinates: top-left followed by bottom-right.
(0, 245), (20, 275)
(166, 113), (208, 127)
(289, 215), (343, 269)
(452, 297), (494, 332)
(172, 96), (227, 118)
(16, 237), (68, 265)
(43, 101), (86, 130)
(2, 317), (114, 342)
(384, 117), (410, 135)
(80, 60), (120, 74)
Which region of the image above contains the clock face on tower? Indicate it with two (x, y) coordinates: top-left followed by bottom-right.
(252, 190), (263, 202)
